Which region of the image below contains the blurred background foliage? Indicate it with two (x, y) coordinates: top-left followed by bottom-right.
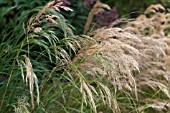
(0, 0), (170, 112)
(0, 0), (48, 30)
(103, 0), (170, 18)
(1, 0), (170, 35)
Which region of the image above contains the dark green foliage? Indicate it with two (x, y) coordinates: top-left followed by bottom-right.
(102, 0), (169, 18)
(0, 1), (44, 23)
(0, 1), (81, 112)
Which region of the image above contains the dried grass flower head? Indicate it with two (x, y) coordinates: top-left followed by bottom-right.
(128, 4), (170, 37)
(54, 0), (71, 6)
(84, 1), (111, 34)
(74, 4), (170, 110)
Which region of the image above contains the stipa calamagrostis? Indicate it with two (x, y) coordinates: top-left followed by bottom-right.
(18, 55), (39, 110)
(14, 96), (30, 113)
(74, 5), (170, 110)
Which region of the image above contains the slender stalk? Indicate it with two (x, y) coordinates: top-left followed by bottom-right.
(0, 41), (24, 111)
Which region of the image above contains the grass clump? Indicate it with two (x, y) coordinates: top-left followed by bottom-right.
(1, 1), (170, 113)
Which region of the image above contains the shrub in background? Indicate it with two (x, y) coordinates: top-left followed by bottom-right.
(95, 7), (119, 27)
